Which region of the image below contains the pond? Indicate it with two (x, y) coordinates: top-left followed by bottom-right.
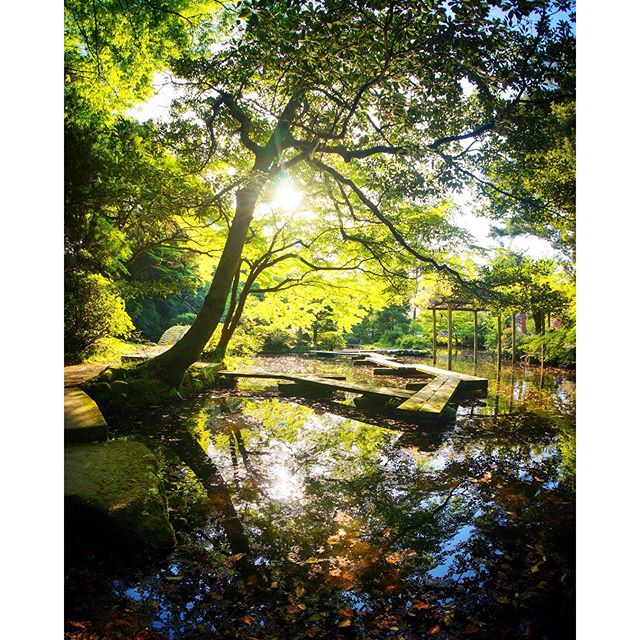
(65, 350), (575, 639)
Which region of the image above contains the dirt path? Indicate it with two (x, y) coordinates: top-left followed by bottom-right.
(64, 345), (170, 387)
(64, 363), (114, 387)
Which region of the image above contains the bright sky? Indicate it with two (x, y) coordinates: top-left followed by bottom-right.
(451, 192), (558, 260)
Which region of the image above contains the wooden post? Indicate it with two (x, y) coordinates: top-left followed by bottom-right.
(497, 313), (502, 370)
(473, 310), (478, 366)
(447, 304), (453, 371)
(508, 369), (515, 413)
(432, 308), (437, 365)
(511, 310), (516, 366)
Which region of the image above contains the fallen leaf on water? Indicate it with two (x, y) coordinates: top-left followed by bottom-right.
(242, 615), (253, 625)
(411, 602), (432, 610)
(296, 585), (305, 598)
(230, 553), (246, 563)
(338, 619), (352, 627)
(271, 581), (279, 589)
(298, 603), (307, 610)
(334, 511), (353, 524)
(338, 607), (354, 617)
(427, 624), (441, 634)
(286, 605), (300, 615)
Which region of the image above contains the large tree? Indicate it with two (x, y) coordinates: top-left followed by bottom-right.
(135, 0), (575, 386)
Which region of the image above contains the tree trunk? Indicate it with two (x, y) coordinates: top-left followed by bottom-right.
(533, 310), (545, 334)
(211, 271), (256, 361)
(519, 311), (527, 335)
(145, 172), (266, 386)
(143, 96), (302, 386)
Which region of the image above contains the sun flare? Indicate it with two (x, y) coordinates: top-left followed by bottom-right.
(272, 180), (304, 212)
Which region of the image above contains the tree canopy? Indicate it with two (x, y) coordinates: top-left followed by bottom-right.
(64, 0), (576, 376)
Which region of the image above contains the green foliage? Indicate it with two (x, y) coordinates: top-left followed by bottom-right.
(482, 101), (576, 260)
(315, 331), (346, 351)
(257, 327), (297, 354)
(173, 312), (197, 326)
(395, 334), (430, 350)
(65, 0), (217, 112)
(478, 251), (573, 328)
(521, 325), (576, 368)
(65, 272), (134, 362)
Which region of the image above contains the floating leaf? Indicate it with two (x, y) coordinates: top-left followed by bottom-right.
(242, 615), (253, 625)
(338, 619), (352, 627)
(338, 607), (354, 617)
(295, 585), (305, 598)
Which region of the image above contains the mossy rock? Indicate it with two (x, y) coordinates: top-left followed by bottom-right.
(65, 439), (175, 552)
(82, 361), (224, 410)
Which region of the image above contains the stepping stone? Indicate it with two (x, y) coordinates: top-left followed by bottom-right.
(65, 440), (175, 551)
(64, 388), (108, 443)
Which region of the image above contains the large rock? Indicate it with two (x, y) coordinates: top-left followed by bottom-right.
(65, 440), (175, 552)
(157, 324), (190, 346)
(64, 388), (108, 443)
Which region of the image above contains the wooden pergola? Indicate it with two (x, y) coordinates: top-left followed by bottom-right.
(426, 298), (525, 371)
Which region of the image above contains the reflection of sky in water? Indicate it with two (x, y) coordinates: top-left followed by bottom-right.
(428, 524), (476, 578)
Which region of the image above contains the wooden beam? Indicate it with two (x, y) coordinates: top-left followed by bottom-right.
(511, 310), (516, 366)
(473, 309), (478, 365)
(447, 303), (452, 371)
(396, 375), (462, 416)
(432, 307), (437, 366)
(497, 313), (502, 370)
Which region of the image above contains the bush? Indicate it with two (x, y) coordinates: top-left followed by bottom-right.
(521, 325), (576, 367)
(315, 330), (346, 350)
(396, 334), (429, 350)
(378, 328), (404, 346)
(65, 272), (134, 363)
(172, 312), (197, 326)
(257, 327), (297, 354)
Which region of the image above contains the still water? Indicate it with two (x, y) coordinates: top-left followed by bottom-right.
(65, 351), (575, 639)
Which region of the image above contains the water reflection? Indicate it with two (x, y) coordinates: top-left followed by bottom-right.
(65, 353), (575, 639)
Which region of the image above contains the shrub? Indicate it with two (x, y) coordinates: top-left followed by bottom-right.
(521, 325), (576, 367)
(172, 312), (197, 326)
(378, 328), (404, 346)
(396, 334), (429, 350)
(257, 327), (297, 354)
(315, 330), (346, 350)
(65, 272), (134, 363)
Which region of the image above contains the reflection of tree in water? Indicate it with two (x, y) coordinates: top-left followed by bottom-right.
(68, 393), (575, 638)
